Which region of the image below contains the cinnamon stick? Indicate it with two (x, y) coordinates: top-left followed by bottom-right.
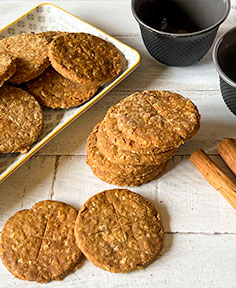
(217, 138), (236, 176)
(189, 149), (236, 210)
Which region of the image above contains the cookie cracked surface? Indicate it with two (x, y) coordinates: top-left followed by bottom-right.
(48, 32), (122, 85)
(75, 189), (164, 273)
(0, 200), (83, 283)
(104, 104), (171, 154)
(117, 91), (200, 147)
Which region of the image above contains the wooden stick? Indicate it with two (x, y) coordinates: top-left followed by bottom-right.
(217, 138), (236, 176)
(189, 149), (236, 210)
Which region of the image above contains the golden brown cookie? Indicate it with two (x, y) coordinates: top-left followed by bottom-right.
(86, 122), (158, 178)
(0, 52), (16, 87)
(26, 66), (99, 109)
(0, 86), (43, 153)
(89, 162), (166, 186)
(143, 90), (201, 141)
(0, 200), (83, 283)
(104, 104), (169, 154)
(37, 31), (65, 43)
(117, 91), (200, 147)
(48, 32), (122, 85)
(0, 33), (50, 84)
(97, 120), (176, 166)
(75, 189), (164, 272)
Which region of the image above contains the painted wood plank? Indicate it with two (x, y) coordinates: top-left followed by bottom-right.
(0, 1), (139, 36)
(38, 90), (236, 156)
(158, 155), (236, 233)
(0, 1), (235, 36)
(1, 233), (236, 288)
(0, 156), (56, 229)
(52, 154), (236, 233)
(0, 2), (227, 93)
(0, 2), (234, 93)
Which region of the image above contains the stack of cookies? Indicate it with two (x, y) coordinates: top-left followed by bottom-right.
(0, 31), (122, 154)
(87, 90), (200, 186)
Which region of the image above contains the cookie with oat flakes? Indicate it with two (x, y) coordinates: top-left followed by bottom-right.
(26, 66), (99, 109)
(0, 52), (16, 87)
(89, 162), (166, 186)
(75, 189), (164, 273)
(86, 122), (158, 178)
(103, 104), (173, 154)
(0, 33), (50, 84)
(97, 120), (176, 166)
(0, 86), (43, 153)
(48, 32), (122, 85)
(37, 31), (66, 43)
(117, 91), (200, 147)
(0, 200), (83, 283)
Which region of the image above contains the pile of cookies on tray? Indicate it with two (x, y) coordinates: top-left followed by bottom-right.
(0, 31), (122, 154)
(87, 90), (201, 186)
(0, 189), (164, 283)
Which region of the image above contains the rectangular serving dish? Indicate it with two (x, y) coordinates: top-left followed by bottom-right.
(0, 3), (140, 183)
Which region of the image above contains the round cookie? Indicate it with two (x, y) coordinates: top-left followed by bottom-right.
(48, 32), (122, 85)
(0, 33), (50, 84)
(142, 90), (201, 141)
(117, 91), (200, 147)
(104, 104), (170, 154)
(86, 122), (158, 178)
(89, 162), (166, 186)
(97, 120), (176, 166)
(0, 200), (83, 283)
(0, 52), (16, 87)
(75, 189), (164, 272)
(26, 66), (99, 108)
(37, 31), (65, 43)
(0, 86), (43, 153)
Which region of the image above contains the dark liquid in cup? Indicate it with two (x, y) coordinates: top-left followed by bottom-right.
(220, 47), (236, 83)
(141, 0), (202, 33)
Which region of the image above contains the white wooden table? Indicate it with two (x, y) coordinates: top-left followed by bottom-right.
(1, 1), (236, 287)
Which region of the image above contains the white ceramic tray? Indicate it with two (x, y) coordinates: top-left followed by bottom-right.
(0, 3), (140, 183)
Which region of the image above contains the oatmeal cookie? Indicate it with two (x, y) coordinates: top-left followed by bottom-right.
(104, 104), (169, 154)
(75, 189), (164, 272)
(0, 86), (43, 153)
(89, 162), (166, 186)
(37, 31), (65, 43)
(27, 66), (98, 108)
(117, 91), (200, 147)
(0, 52), (16, 87)
(0, 33), (50, 84)
(86, 122), (158, 177)
(48, 32), (122, 85)
(0, 200), (82, 283)
(97, 120), (176, 166)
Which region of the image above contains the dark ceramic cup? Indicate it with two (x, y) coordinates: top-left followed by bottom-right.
(213, 27), (236, 116)
(132, 0), (231, 66)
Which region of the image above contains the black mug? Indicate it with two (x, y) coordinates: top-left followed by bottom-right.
(213, 26), (236, 116)
(132, 0), (231, 66)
